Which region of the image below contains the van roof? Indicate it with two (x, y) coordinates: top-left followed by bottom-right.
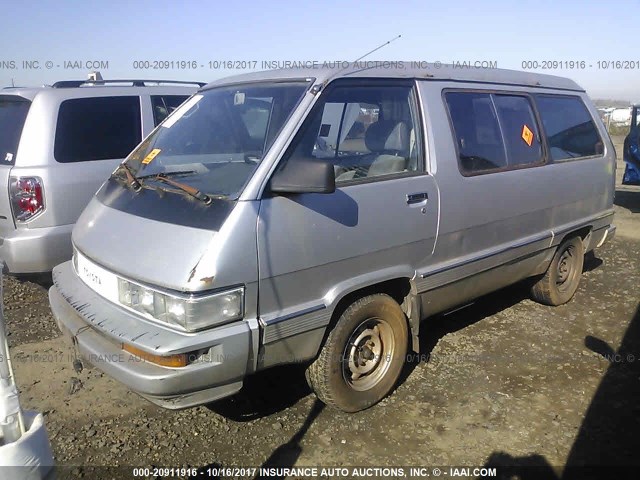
(202, 62), (584, 92)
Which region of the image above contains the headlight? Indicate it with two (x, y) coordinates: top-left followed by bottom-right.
(117, 278), (244, 332)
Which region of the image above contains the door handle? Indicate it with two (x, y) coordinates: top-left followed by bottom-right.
(406, 192), (428, 204)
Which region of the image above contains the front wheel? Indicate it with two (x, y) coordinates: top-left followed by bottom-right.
(531, 236), (584, 306)
(305, 294), (408, 412)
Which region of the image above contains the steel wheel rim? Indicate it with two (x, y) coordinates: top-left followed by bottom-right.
(342, 317), (394, 391)
(556, 244), (578, 293)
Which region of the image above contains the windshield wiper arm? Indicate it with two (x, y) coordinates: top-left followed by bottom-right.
(113, 163), (142, 191)
(146, 173), (212, 205)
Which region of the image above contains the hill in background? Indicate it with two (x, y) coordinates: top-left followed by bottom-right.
(594, 99), (633, 107)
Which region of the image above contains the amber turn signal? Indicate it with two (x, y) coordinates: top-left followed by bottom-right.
(122, 343), (188, 367)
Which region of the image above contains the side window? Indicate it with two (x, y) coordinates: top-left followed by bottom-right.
(285, 83), (421, 183)
(535, 95), (603, 161)
(445, 92), (544, 174)
(55, 96), (141, 163)
(493, 95), (542, 166)
(151, 95), (189, 126)
(445, 92), (507, 173)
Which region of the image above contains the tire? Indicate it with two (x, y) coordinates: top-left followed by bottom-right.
(305, 294), (409, 412)
(531, 236), (584, 306)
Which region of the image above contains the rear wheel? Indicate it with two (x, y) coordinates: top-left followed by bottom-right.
(306, 294), (408, 412)
(531, 236), (584, 306)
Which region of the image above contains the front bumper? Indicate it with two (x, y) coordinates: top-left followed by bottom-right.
(49, 261), (253, 409)
(1, 224), (73, 274)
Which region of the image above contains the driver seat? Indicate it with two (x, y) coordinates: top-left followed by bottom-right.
(336, 120), (410, 181)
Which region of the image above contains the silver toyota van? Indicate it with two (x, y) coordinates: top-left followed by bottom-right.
(48, 64), (616, 412)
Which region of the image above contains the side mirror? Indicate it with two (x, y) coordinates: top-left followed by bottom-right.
(270, 159), (336, 194)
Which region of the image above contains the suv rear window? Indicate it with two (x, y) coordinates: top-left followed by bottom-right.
(54, 96), (142, 163)
(151, 95), (189, 126)
(0, 96), (31, 165)
(535, 95), (603, 160)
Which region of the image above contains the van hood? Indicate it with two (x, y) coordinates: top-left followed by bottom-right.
(72, 179), (238, 292)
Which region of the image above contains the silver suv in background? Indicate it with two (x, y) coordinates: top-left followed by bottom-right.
(0, 76), (202, 273)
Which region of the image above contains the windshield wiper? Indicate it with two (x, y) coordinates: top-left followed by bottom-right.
(113, 163), (142, 192)
(143, 172), (213, 205)
(137, 170), (198, 180)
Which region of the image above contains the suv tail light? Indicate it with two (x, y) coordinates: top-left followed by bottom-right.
(9, 176), (45, 222)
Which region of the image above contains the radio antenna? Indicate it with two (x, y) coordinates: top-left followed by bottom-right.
(314, 34), (402, 93)
(352, 34), (402, 64)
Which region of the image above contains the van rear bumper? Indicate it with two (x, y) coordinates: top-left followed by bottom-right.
(48, 261), (251, 409)
(1, 224), (73, 274)
(595, 224), (616, 248)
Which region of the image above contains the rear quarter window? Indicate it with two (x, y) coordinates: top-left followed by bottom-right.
(0, 96), (31, 165)
(535, 95), (603, 161)
(54, 96), (142, 163)
(493, 95), (542, 166)
(444, 91), (543, 174)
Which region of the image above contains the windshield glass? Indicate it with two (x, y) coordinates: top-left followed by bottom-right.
(0, 96), (31, 165)
(125, 81), (310, 198)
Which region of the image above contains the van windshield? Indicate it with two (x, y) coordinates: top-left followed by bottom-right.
(125, 81), (310, 198)
(0, 96), (31, 165)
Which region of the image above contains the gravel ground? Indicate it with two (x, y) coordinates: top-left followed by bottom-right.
(2, 138), (639, 480)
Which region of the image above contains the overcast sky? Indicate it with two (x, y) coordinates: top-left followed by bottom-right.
(1, 0), (639, 102)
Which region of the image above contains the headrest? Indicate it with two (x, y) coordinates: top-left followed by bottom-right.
(365, 120), (410, 153)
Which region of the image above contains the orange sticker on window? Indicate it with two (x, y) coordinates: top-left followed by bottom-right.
(521, 125), (534, 146)
(142, 148), (161, 165)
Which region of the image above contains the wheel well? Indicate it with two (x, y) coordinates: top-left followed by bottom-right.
(559, 226), (592, 252)
(333, 278), (411, 318)
(324, 278), (413, 341)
